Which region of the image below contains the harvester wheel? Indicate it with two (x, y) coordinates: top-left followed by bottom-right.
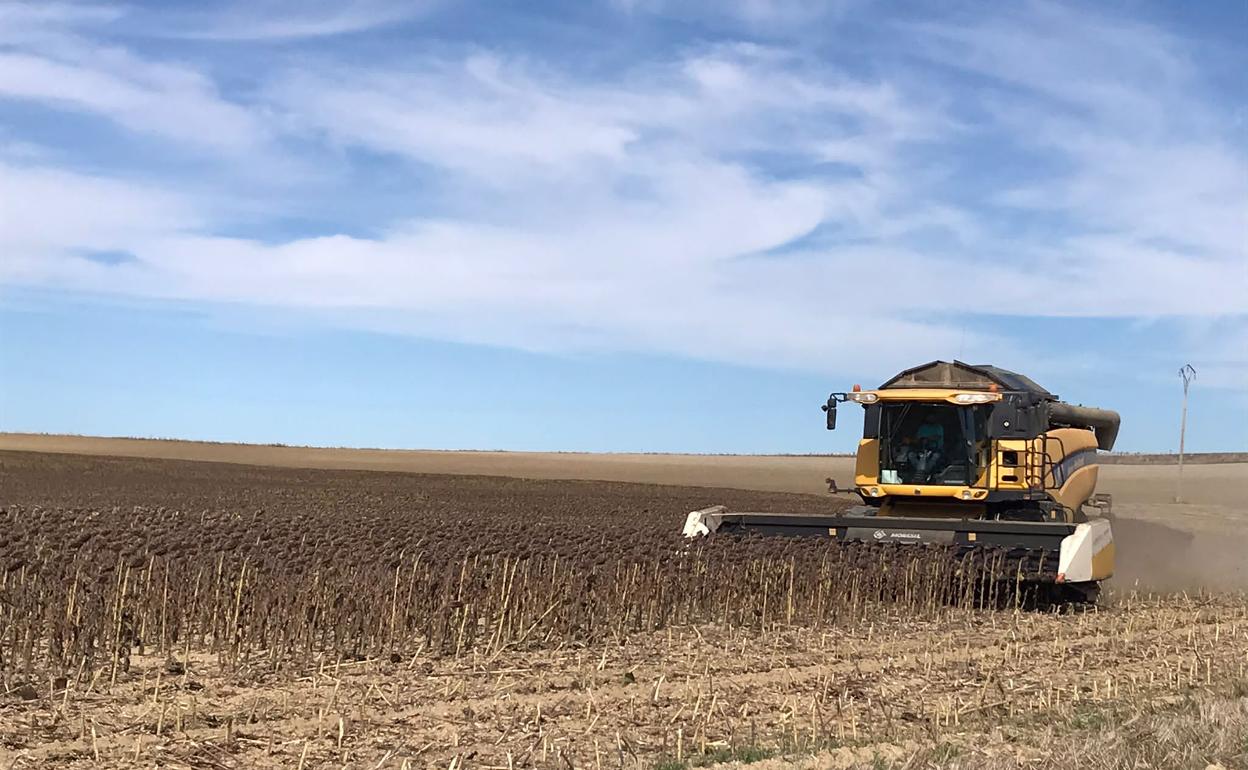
(1057, 582), (1100, 605)
(1013, 581), (1100, 609)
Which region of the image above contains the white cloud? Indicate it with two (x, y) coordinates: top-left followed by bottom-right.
(0, 2), (1243, 385)
(3, 158), (966, 371)
(0, 163), (199, 257)
(270, 45), (936, 184)
(0, 6), (267, 152)
(0, 51), (266, 151)
(273, 56), (638, 176)
(912, 3), (1246, 321)
(910, 5), (1193, 128)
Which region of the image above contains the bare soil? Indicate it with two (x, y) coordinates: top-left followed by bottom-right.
(0, 447), (1245, 769)
(3, 433), (1244, 593)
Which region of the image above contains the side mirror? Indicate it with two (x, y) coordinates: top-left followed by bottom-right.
(822, 398), (837, 430)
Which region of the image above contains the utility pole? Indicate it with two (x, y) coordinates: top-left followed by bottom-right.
(1176, 364), (1196, 503)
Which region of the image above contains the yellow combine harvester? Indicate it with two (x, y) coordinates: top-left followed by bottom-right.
(684, 361), (1120, 602)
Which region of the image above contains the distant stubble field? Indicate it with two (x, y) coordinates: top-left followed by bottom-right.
(0, 436), (1246, 769)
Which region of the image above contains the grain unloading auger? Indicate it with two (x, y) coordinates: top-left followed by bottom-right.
(684, 361), (1120, 603)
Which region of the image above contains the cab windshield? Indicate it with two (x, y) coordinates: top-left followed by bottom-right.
(877, 403), (989, 486)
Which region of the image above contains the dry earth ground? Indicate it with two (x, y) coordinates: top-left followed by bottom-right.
(0, 441), (1246, 769)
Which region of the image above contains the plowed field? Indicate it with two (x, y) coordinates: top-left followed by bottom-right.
(1, 451), (1246, 770)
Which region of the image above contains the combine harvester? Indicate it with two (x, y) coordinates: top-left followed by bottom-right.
(685, 361), (1120, 602)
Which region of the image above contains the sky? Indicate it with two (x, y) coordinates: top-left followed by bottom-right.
(0, 0), (1245, 454)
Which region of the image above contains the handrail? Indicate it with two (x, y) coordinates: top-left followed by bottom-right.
(1031, 434), (1068, 491)
(1020, 433), (1066, 496)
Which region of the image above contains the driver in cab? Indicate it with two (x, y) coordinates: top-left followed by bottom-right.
(909, 415), (946, 482)
(916, 415), (945, 451)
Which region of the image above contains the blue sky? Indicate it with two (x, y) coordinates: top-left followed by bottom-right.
(1, 0), (1245, 453)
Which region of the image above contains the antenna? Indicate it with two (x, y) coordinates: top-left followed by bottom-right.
(1176, 364), (1196, 503)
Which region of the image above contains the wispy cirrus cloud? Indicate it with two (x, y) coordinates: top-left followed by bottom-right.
(0, 6), (267, 152)
(143, 0), (435, 42)
(917, 5), (1246, 267)
(0, 50), (266, 151)
(0, 1), (1243, 388)
(0, 2), (125, 36)
(610, 0), (858, 30)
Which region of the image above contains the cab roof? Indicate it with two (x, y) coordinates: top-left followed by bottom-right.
(880, 360), (1054, 397)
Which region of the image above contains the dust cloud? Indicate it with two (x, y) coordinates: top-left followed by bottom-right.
(1111, 517), (1248, 593)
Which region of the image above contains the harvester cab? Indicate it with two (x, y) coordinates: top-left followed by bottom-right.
(686, 361), (1121, 603)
